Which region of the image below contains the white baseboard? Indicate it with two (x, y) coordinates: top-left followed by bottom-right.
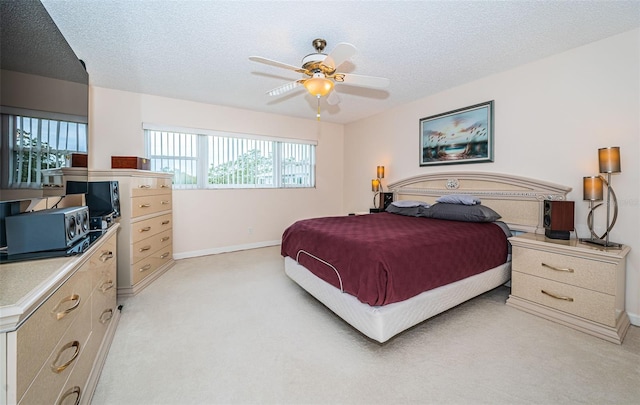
(173, 240), (281, 260)
(628, 311), (640, 327)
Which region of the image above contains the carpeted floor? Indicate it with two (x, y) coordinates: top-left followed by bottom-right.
(91, 246), (640, 404)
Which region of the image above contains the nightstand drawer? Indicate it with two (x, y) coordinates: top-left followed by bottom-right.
(512, 272), (616, 326)
(512, 246), (616, 294)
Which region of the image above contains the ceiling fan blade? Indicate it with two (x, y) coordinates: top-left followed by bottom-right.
(323, 42), (357, 70)
(339, 73), (390, 89)
(266, 80), (305, 97)
(326, 90), (341, 106)
(249, 56), (308, 74)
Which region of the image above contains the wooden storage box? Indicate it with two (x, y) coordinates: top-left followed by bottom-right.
(70, 153), (88, 167)
(111, 156), (151, 170)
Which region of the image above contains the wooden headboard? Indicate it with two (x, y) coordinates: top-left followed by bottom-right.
(387, 172), (572, 234)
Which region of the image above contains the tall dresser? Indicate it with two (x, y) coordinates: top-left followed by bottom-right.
(89, 170), (175, 297)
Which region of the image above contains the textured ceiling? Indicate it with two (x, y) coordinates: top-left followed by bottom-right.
(41, 0), (640, 124)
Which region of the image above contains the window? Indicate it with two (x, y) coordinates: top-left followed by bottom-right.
(4, 115), (88, 188)
(145, 125), (316, 189)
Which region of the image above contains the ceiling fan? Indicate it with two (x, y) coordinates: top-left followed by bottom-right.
(249, 38), (390, 119)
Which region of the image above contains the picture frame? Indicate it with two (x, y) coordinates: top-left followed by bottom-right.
(419, 100), (494, 166)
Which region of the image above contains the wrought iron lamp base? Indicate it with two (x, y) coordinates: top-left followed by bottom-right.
(579, 237), (622, 249)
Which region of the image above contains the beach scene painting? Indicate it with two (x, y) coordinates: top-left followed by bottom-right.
(420, 101), (494, 166)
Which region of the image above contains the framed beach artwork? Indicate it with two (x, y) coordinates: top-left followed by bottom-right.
(419, 101), (494, 166)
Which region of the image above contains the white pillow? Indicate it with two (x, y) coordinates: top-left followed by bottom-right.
(391, 200), (430, 208)
(435, 194), (481, 205)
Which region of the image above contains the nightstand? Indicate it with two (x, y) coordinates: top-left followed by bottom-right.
(506, 233), (631, 344)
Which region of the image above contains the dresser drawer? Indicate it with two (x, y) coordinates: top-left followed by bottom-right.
(16, 266), (91, 399)
(18, 298), (92, 404)
(511, 271), (617, 326)
(512, 246), (616, 294)
(131, 178), (172, 197)
(131, 229), (173, 265)
(132, 248), (173, 285)
(89, 233), (117, 291)
(131, 213), (173, 244)
(131, 194), (172, 218)
(92, 280), (118, 347)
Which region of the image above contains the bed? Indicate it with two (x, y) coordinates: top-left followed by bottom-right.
(281, 172), (571, 342)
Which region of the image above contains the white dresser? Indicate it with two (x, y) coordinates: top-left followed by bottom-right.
(89, 170), (174, 296)
(1, 225), (119, 405)
(507, 233), (630, 344)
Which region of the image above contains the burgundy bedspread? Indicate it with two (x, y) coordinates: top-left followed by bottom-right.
(281, 213), (508, 306)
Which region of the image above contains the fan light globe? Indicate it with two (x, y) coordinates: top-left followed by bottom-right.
(304, 75), (334, 97)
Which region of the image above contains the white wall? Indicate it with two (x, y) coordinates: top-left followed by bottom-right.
(89, 88), (344, 258)
(343, 29), (640, 325)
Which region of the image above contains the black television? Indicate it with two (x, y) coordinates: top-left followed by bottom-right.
(0, 0), (89, 204)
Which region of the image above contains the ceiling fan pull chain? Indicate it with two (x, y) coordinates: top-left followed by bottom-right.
(316, 95), (321, 121)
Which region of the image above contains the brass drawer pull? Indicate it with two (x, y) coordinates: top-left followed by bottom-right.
(139, 245), (152, 252)
(51, 341), (80, 373)
(541, 263), (574, 273)
(99, 251), (114, 262)
(161, 220), (170, 225)
(161, 236), (170, 242)
(161, 184), (170, 188)
(57, 386), (81, 405)
(99, 309), (114, 324)
(161, 200), (170, 205)
(51, 294), (81, 320)
(140, 264), (152, 272)
(138, 184), (151, 189)
(99, 280), (114, 292)
(541, 289), (574, 302)
(139, 226), (152, 232)
(160, 252), (170, 259)
(139, 203), (151, 208)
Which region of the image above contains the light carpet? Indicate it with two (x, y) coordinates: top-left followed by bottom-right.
(91, 246), (640, 404)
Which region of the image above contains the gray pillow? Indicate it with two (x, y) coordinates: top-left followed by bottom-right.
(435, 194), (481, 205)
(422, 202), (501, 222)
(385, 204), (423, 217)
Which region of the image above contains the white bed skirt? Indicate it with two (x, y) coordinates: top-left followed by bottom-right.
(284, 256), (511, 343)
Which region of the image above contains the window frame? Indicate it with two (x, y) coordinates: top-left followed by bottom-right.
(144, 124), (316, 190)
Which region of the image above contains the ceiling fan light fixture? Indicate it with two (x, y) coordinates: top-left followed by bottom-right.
(304, 75), (334, 97)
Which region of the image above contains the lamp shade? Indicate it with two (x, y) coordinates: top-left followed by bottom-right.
(376, 166), (385, 179)
(583, 176), (603, 201)
(304, 76), (334, 97)
(371, 179), (380, 192)
(598, 146), (621, 173)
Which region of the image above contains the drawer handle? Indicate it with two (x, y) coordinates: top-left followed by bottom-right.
(161, 200), (170, 205)
(541, 289), (574, 302)
(140, 264), (152, 272)
(100, 251), (114, 262)
(99, 280), (114, 292)
(160, 252), (171, 259)
(161, 184), (170, 188)
(541, 263), (574, 273)
(139, 245), (152, 252)
(161, 236), (170, 242)
(99, 308), (114, 324)
(139, 226), (152, 232)
(51, 341), (80, 373)
(139, 203), (151, 208)
(161, 220), (170, 225)
(51, 294), (81, 320)
(138, 184), (151, 189)
(57, 386), (81, 405)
